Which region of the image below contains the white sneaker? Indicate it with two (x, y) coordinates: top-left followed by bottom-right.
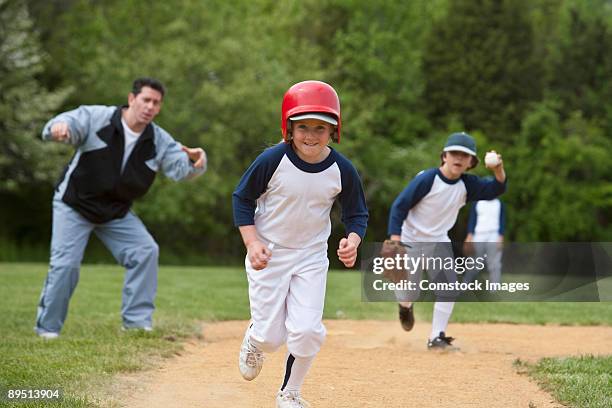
(37, 331), (59, 340)
(238, 327), (264, 381)
(276, 390), (311, 408)
(121, 325), (153, 332)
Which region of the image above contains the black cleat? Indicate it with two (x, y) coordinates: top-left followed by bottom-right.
(427, 331), (459, 351)
(398, 304), (415, 331)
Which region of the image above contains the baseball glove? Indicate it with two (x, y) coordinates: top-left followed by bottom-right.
(379, 239), (408, 283)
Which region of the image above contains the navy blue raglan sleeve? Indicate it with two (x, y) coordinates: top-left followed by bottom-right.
(467, 203), (478, 234)
(499, 201), (506, 235)
(232, 144), (286, 226)
(387, 169), (437, 236)
(463, 174), (507, 202)
(336, 155), (369, 239)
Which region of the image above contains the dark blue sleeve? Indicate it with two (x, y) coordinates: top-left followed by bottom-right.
(467, 203), (477, 234)
(232, 143), (286, 226)
(463, 174), (507, 202)
(387, 169), (436, 236)
(336, 154), (369, 239)
(499, 201), (506, 235)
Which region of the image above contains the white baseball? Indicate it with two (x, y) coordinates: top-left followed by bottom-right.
(485, 152), (500, 167)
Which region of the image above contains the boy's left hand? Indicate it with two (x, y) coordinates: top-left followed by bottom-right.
(337, 233), (361, 268)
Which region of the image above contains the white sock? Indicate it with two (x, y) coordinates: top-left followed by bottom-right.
(280, 353), (315, 393)
(399, 302), (413, 308)
(430, 301), (455, 340)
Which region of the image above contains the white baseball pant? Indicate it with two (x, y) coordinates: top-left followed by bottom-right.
(246, 242), (328, 358)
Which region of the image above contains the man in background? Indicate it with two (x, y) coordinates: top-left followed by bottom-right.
(35, 77), (207, 338)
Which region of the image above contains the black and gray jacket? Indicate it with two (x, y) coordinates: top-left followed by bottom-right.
(42, 105), (206, 223)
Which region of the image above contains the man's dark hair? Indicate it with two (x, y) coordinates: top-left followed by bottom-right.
(132, 77), (166, 98)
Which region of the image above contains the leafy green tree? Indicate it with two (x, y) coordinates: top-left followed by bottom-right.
(550, 5), (612, 130)
(422, 0), (542, 139)
(4, 0), (610, 261)
(0, 0), (68, 192)
(507, 101), (611, 241)
(0, 0), (71, 253)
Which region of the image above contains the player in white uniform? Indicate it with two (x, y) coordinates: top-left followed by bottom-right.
(464, 198), (506, 284)
(387, 132), (506, 350)
(232, 81), (368, 407)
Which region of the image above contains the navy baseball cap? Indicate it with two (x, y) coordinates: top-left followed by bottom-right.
(442, 132), (479, 168)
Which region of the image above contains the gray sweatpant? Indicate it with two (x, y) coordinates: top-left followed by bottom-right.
(35, 199), (159, 334)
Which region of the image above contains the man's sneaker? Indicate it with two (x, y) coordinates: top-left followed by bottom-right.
(238, 329), (264, 381)
(121, 325), (153, 332)
(276, 390), (311, 408)
(398, 304), (415, 331)
(427, 331), (459, 351)
(37, 330), (59, 340)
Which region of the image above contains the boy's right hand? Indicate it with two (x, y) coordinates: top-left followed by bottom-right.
(247, 241), (272, 270)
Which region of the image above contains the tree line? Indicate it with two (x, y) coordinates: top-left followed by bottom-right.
(1, 0), (610, 264)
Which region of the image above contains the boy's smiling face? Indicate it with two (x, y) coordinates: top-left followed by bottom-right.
(441, 150), (473, 179)
(290, 118), (333, 163)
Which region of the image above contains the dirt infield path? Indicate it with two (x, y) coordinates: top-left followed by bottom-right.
(117, 321), (611, 407)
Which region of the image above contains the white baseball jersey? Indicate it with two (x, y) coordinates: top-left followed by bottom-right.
(467, 198), (506, 237)
(388, 168), (506, 242)
(233, 142), (368, 248)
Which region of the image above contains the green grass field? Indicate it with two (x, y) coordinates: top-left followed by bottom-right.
(515, 355), (612, 408)
(0, 263), (610, 407)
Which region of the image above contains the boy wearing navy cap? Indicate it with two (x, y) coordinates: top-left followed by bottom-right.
(387, 132), (506, 350)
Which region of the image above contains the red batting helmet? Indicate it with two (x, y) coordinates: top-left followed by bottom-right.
(281, 80), (341, 143)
